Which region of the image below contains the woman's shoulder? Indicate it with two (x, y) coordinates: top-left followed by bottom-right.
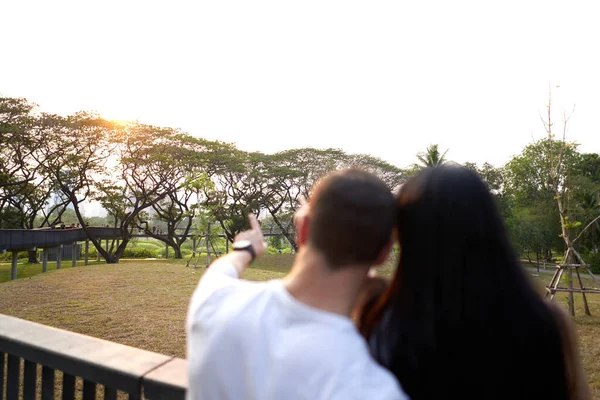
(546, 300), (571, 326)
(352, 276), (389, 325)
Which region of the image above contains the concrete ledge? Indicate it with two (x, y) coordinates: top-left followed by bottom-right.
(143, 358), (188, 400)
(0, 315), (187, 396)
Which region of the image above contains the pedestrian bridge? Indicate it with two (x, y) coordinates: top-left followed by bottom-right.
(0, 227), (122, 252)
(0, 227), (123, 281)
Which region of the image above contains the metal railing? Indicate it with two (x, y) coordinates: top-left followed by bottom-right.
(0, 314), (187, 400)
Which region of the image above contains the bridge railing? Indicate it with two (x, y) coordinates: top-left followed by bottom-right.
(0, 314), (187, 400)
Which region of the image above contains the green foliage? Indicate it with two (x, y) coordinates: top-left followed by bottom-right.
(88, 246), (157, 259)
(268, 235), (283, 251)
(576, 153), (600, 184)
(2, 94), (600, 271)
(505, 138), (580, 206)
(415, 144), (448, 168)
(585, 252), (600, 274)
(130, 241), (163, 251)
(0, 251), (30, 262)
(507, 205), (561, 259)
(122, 248), (158, 259)
(464, 162), (505, 194)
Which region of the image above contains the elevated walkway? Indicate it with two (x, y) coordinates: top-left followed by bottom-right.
(0, 227), (122, 252)
(0, 227), (123, 281)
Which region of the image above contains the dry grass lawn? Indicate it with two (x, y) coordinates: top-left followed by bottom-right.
(0, 255), (295, 358)
(531, 271), (600, 399)
(0, 254), (599, 398)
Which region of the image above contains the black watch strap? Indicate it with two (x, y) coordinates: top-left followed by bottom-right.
(232, 240), (256, 262)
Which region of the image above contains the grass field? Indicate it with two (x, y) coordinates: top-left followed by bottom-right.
(0, 255), (598, 397)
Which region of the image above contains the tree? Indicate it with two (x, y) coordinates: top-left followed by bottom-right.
(134, 136), (236, 258)
(260, 148), (346, 250)
(37, 112), (116, 261)
(92, 123), (192, 262)
(576, 153), (600, 184)
(0, 96), (38, 205)
(268, 234), (283, 252)
(0, 98), (69, 236)
(345, 153), (406, 193)
(464, 162), (505, 194)
(508, 206), (560, 269)
(415, 144), (448, 168)
(573, 190), (600, 252)
(535, 88), (600, 315)
(205, 150), (267, 243)
(138, 174), (212, 259)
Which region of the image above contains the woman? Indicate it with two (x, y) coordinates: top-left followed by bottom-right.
(359, 166), (589, 400)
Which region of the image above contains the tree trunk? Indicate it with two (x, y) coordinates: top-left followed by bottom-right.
(27, 250), (38, 264)
(526, 250), (534, 265)
(173, 245), (183, 259)
(268, 210), (298, 252)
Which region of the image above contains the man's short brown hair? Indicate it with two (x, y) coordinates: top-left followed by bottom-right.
(308, 169), (396, 268)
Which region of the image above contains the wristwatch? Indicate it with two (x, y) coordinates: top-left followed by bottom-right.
(232, 240), (256, 262)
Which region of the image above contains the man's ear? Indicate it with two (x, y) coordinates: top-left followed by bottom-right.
(373, 239), (393, 266)
(297, 216), (310, 247)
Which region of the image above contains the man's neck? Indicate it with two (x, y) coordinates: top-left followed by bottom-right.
(282, 246), (368, 317)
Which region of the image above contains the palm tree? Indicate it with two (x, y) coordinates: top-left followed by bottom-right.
(416, 144), (449, 168)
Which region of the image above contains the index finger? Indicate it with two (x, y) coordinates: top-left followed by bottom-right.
(248, 214), (261, 232)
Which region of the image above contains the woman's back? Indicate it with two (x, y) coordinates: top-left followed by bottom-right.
(360, 166), (585, 400)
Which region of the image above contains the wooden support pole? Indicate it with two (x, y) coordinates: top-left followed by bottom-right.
(85, 240), (89, 265)
(11, 251), (18, 280)
(567, 267), (575, 316)
(205, 224), (210, 268)
(576, 267), (591, 316)
(166, 243), (169, 259)
(56, 245), (62, 270)
(548, 287), (600, 294)
(72, 241), (77, 268)
(226, 238), (229, 254)
(549, 268), (564, 300)
(42, 248), (48, 272)
(547, 268), (560, 291)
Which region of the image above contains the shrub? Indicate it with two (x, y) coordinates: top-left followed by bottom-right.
(133, 242), (163, 251)
(122, 248), (158, 259)
(0, 251), (29, 262)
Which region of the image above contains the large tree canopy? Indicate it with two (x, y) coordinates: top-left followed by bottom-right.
(2, 94), (599, 268)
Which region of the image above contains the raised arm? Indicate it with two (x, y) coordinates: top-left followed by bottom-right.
(216, 214), (268, 277)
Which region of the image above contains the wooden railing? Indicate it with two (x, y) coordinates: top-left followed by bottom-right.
(0, 314), (187, 399)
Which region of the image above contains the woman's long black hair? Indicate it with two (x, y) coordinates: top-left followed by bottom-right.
(361, 166), (568, 400)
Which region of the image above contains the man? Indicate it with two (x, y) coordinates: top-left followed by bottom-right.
(186, 169), (407, 400)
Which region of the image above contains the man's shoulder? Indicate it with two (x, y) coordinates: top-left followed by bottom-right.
(336, 350), (406, 400)
(301, 331), (406, 399)
(187, 268), (278, 331)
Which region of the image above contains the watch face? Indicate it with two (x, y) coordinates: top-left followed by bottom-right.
(233, 240), (252, 249)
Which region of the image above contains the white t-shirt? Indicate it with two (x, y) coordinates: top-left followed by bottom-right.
(186, 259), (407, 400)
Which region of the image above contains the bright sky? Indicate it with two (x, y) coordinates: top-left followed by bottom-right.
(1, 0), (599, 171)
